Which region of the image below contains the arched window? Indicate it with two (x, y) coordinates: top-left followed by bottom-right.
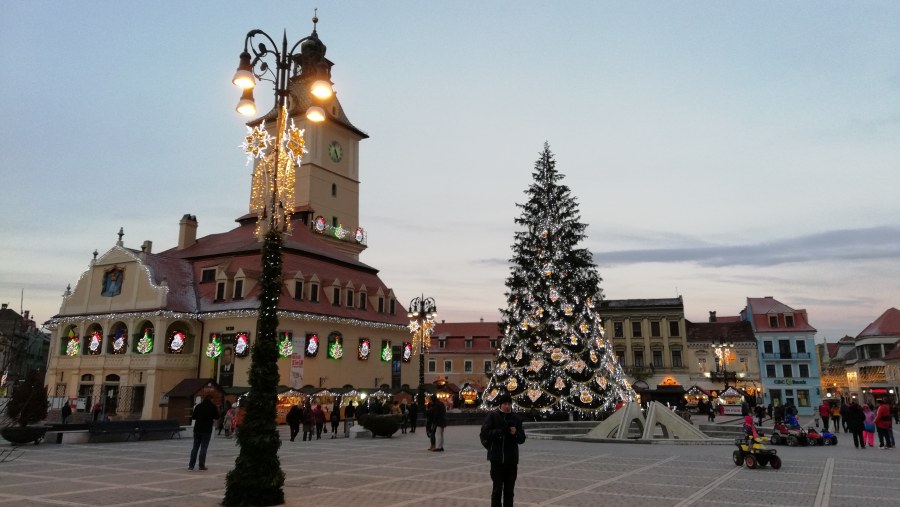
(108, 322), (128, 354)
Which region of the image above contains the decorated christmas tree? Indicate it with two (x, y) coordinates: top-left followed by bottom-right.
(482, 143), (635, 414)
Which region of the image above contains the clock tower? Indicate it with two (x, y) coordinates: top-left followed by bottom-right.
(246, 26), (368, 259)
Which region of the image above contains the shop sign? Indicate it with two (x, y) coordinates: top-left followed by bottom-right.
(772, 379), (807, 385)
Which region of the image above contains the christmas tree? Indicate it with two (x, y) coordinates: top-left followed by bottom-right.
(483, 143), (634, 414)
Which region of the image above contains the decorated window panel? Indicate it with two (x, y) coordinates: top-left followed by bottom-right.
(135, 327), (154, 354)
(85, 330), (103, 355)
(358, 338), (371, 360)
(109, 326), (128, 354)
(167, 331), (189, 354)
(327, 332), (343, 359)
(278, 331), (293, 358)
(234, 332), (251, 357)
(401, 342), (412, 363)
(63, 327), (80, 356)
(305, 333), (320, 357)
(380, 340), (392, 362)
(206, 333), (223, 358)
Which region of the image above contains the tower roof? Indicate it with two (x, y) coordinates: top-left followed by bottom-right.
(856, 307), (900, 338)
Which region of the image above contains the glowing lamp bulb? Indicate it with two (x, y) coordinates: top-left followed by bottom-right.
(310, 80), (333, 99)
(305, 106), (326, 122)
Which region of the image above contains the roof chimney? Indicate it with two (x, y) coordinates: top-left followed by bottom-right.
(23, 310), (29, 320)
(178, 214), (198, 250)
(141, 240), (153, 254)
(709, 311), (717, 322)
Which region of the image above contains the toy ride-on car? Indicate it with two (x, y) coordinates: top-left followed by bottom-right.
(733, 436), (782, 469)
(769, 423), (808, 446)
(805, 427), (838, 446)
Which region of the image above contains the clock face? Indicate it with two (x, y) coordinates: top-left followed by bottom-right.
(328, 141), (343, 163)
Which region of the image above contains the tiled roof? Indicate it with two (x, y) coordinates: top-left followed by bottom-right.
(139, 252), (197, 313)
(685, 320), (756, 344)
(431, 321), (502, 353)
(826, 343), (840, 359)
(600, 297), (683, 310)
(156, 220), (405, 325)
(746, 297), (817, 333)
(856, 308), (900, 339)
(433, 321), (502, 338)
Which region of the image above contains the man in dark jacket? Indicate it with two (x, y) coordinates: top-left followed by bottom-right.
(480, 394), (526, 507)
(407, 400), (419, 433)
(188, 395), (219, 471)
(286, 404), (302, 442)
(431, 394), (447, 452)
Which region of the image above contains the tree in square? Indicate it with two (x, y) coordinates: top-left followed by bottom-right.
(483, 143), (635, 414)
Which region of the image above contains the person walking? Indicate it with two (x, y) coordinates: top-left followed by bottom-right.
(832, 402), (843, 433)
(846, 401), (865, 449)
(875, 399), (895, 449)
(862, 404), (876, 448)
(343, 401), (356, 438)
(818, 401), (831, 432)
(223, 406), (235, 438)
(431, 394), (447, 452)
(286, 404), (302, 442)
(425, 400), (436, 451)
(408, 400), (419, 433)
(480, 394), (526, 507)
(399, 402), (408, 434)
(61, 402), (72, 425)
(313, 404), (326, 440)
(754, 405), (765, 427)
(301, 402), (314, 442)
(188, 395), (219, 471)
(330, 403), (340, 438)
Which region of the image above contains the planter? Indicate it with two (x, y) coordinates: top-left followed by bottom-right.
(359, 414), (400, 438)
(1, 426), (48, 445)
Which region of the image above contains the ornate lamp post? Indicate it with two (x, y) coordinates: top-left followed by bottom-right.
(408, 296), (437, 410)
(224, 16), (333, 507)
(713, 339), (735, 389)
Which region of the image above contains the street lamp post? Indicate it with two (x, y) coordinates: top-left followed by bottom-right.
(408, 296), (437, 411)
(224, 16), (333, 507)
(713, 339), (735, 389)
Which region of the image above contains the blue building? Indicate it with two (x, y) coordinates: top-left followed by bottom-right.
(744, 297), (822, 416)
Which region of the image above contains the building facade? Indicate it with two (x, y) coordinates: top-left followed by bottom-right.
(599, 298), (689, 403)
(823, 308), (900, 405)
(426, 321), (502, 392)
(685, 314), (760, 399)
(44, 27), (415, 420)
(744, 297), (822, 416)
(0, 304), (51, 395)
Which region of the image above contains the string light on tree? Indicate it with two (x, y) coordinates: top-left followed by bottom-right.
(482, 143), (634, 415)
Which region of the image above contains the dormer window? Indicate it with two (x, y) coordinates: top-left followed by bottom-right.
(215, 282), (226, 301)
(294, 280), (304, 301)
(332, 287), (341, 306)
(310, 282), (319, 303)
(785, 315), (794, 327)
(201, 268), (216, 283)
(769, 315), (778, 328)
(359, 292), (367, 310)
(233, 279), (244, 300)
(389, 298), (395, 315)
(346, 289), (354, 307)
(377, 296), (384, 313)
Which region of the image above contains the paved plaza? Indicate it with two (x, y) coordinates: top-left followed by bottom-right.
(1, 424), (898, 507)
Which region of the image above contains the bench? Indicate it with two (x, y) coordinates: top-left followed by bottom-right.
(136, 420), (183, 440)
(88, 420), (141, 442)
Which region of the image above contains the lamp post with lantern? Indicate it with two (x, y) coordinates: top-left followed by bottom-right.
(224, 16), (334, 507)
(712, 339), (735, 389)
(408, 296), (437, 411)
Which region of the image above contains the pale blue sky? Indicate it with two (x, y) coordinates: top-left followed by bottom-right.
(2, 1), (899, 341)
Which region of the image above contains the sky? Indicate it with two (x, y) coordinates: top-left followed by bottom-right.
(2, 1), (899, 342)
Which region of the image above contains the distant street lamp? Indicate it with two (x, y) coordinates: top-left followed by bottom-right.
(408, 296), (437, 410)
(224, 16), (334, 507)
(713, 339), (735, 389)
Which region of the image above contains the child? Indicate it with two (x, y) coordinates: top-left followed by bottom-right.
(862, 404), (876, 448)
(743, 415), (759, 439)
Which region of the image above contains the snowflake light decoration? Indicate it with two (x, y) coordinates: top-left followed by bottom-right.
(241, 121), (273, 163)
(283, 120), (306, 164)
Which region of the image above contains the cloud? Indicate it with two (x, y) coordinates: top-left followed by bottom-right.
(594, 226), (900, 268)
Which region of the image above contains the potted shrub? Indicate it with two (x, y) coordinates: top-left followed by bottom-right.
(2, 369), (49, 445)
(360, 414), (400, 438)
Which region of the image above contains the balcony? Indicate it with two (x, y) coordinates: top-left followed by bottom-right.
(762, 352), (811, 361)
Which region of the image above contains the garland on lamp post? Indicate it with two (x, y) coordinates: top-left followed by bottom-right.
(224, 16), (333, 507)
(408, 296), (437, 410)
